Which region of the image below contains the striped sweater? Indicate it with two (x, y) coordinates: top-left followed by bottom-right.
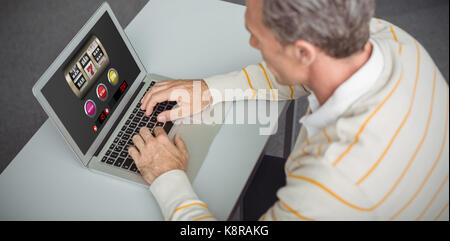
(149, 19), (449, 221)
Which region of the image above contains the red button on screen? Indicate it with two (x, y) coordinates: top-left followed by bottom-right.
(97, 84), (108, 100)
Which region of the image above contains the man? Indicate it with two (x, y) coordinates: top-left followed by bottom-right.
(128, 0), (449, 220)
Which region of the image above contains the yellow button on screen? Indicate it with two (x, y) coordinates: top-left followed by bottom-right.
(108, 68), (119, 85)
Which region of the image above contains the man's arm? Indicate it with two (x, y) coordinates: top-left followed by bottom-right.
(150, 169), (217, 221)
(204, 62), (309, 105)
(139, 62), (309, 122)
(128, 126), (217, 221)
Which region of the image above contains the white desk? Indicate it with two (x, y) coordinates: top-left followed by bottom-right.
(0, 0), (287, 220)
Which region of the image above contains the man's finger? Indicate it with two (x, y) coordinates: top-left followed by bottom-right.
(139, 127), (153, 142)
(132, 134), (146, 151)
(154, 80), (173, 87)
(157, 107), (190, 122)
(153, 126), (170, 143)
(141, 82), (172, 109)
(174, 134), (189, 160)
(143, 90), (177, 116)
(128, 146), (140, 161)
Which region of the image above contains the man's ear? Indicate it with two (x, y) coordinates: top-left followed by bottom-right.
(290, 40), (317, 66)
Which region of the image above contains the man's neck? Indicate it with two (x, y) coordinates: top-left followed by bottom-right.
(308, 42), (373, 106)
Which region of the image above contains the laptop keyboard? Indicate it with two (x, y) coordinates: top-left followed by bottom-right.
(100, 81), (176, 174)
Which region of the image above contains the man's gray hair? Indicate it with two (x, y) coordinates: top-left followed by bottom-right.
(262, 0), (375, 58)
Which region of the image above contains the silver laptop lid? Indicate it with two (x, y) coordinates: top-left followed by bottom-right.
(32, 2), (147, 166)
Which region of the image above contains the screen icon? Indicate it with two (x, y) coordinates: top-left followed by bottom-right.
(96, 83), (108, 101)
(108, 68), (119, 85)
(64, 35), (110, 99)
(84, 100), (97, 117)
(83, 61), (97, 79)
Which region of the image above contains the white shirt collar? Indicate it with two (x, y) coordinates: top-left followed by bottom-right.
(300, 39), (384, 139)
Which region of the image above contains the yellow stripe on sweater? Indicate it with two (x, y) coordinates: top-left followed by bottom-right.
(434, 203), (449, 221)
(258, 63), (276, 100)
(416, 174), (449, 220)
(169, 202), (208, 221)
(389, 69), (442, 220)
(242, 68), (256, 99)
(356, 66), (433, 185)
(333, 40), (420, 167)
(193, 215), (215, 221)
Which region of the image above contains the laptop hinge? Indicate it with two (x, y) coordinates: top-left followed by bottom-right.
(93, 81), (145, 157)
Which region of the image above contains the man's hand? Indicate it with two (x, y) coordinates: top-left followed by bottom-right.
(140, 79), (213, 122)
(128, 126), (189, 185)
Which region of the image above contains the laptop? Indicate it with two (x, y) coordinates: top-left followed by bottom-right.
(32, 2), (229, 186)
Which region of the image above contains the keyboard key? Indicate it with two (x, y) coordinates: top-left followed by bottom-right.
(159, 101), (168, 107)
(129, 123), (137, 129)
(118, 140), (127, 146)
(136, 112), (144, 117)
(164, 104), (173, 111)
(147, 123), (155, 129)
(128, 114), (135, 119)
(122, 134), (131, 140)
(106, 158), (115, 165)
(126, 128), (134, 134)
(113, 137), (119, 144)
(133, 108), (138, 114)
(133, 117), (141, 123)
(157, 106), (165, 112)
(156, 122), (164, 127)
(130, 163), (138, 172)
(109, 144), (116, 150)
(125, 120), (131, 125)
(117, 131), (123, 137)
(121, 125), (127, 131)
(122, 158), (133, 170)
(120, 151), (128, 158)
(164, 121), (174, 134)
(105, 150), (111, 156)
(101, 156), (107, 162)
(114, 146), (123, 152)
(110, 152), (119, 158)
(139, 122), (146, 127)
(150, 117), (157, 123)
(114, 158), (124, 167)
(151, 109), (159, 116)
(128, 139), (133, 145)
(142, 116), (150, 122)
(137, 102), (142, 108)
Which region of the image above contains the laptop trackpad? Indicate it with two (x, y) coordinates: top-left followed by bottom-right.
(169, 102), (230, 182)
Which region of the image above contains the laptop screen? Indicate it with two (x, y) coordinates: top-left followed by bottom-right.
(42, 13), (140, 154)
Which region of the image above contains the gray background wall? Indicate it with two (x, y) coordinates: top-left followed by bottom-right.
(0, 0), (448, 174)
